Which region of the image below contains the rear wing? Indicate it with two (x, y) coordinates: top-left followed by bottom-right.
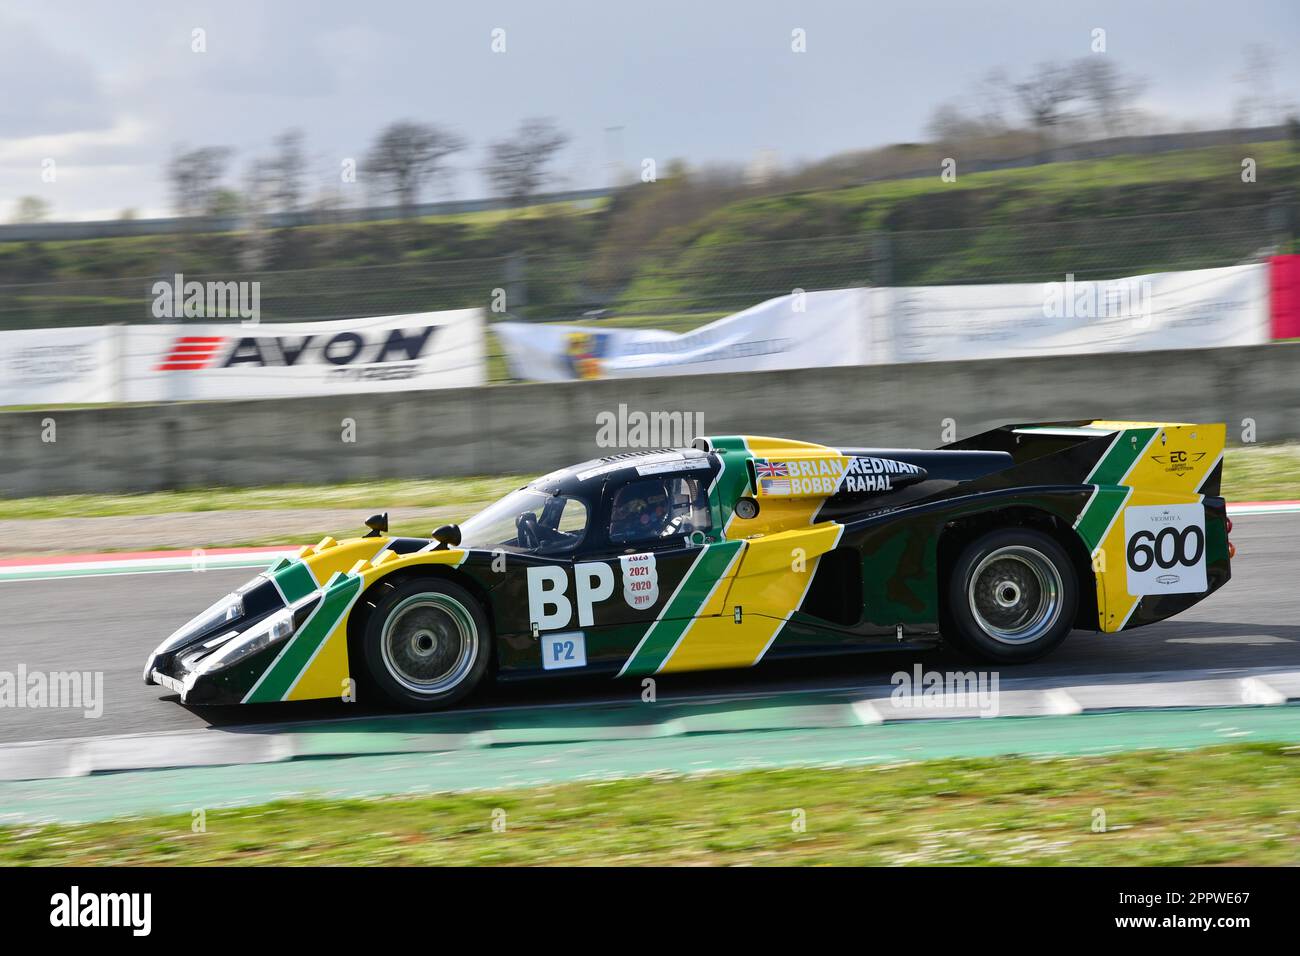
(943, 420), (1226, 498)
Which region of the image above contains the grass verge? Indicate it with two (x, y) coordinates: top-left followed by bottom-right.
(2, 743), (1297, 865)
(1220, 442), (1300, 502)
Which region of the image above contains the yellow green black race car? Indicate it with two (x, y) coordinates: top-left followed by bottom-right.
(144, 421), (1232, 711)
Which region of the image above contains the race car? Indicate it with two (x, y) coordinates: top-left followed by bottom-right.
(144, 421), (1232, 710)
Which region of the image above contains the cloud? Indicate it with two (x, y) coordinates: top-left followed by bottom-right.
(2, 0), (1298, 219)
(0, 117), (151, 165)
(0, 13), (113, 137)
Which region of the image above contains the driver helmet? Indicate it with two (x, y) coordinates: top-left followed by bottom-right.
(613, 484), (671, 539)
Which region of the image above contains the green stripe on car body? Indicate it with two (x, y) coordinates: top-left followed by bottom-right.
(244, 572), (362, 703)
(1075, 487), (1132, 550)
(1073, 427), (1159, 551)
(703, 436), (755, 534)
(1087, 427), (1158, 486)
(271, 560), (317, 604)
(619, 540), (744, 678)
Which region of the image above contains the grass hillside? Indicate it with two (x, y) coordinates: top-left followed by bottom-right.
(0, 140), (1295, 330)
(615, 141), (1300, 311)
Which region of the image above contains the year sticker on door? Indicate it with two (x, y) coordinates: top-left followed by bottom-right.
(1123, 503), (1207, 596)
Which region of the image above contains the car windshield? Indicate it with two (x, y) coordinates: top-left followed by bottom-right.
(457, 486), (589, 555)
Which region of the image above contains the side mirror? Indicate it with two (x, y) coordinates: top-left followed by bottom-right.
(363, 512), (388, 538)
(431, 523), (462, 549)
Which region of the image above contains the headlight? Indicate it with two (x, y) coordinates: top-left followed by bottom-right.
(194, 607), (297, 675)
(145, 592), (249, 680)
(156, 591), (245, 654)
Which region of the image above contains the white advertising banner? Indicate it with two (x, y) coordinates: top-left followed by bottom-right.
(496, 265), (1268, 380)
(0, 309), (485, 405)
(0, 265), (1269, 400)
(0, 325), (121, 405)
(494, 289), (872, 381)
(879, 264), (1269, 363)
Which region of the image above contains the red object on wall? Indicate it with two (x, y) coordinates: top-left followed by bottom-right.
(1271, 254), (1300, 340)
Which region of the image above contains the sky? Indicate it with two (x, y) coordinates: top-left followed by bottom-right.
(1, 0), (1297, 220)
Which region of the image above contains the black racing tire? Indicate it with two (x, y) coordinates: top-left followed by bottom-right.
(947, 528), (1078, 664)
(360, 576), (491, 710)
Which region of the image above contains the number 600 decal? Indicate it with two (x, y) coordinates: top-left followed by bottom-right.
(1122, 504), (1208, 595)
(1126, 525), (1204, 572)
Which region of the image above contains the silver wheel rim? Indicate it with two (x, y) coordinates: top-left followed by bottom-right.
(967, 545), (1063, 645)
(380, 593), (479, 695)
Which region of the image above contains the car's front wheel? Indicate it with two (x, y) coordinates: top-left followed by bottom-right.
(947, 528), (1078, 663)
(360, 577), (490, 710)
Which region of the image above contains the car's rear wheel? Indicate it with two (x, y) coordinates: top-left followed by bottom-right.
(361, 577), (490, 710)
(947, 528), (1077, 663)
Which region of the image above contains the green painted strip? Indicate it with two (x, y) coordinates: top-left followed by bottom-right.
(4, 706), (1298, 825)
(1227, 502), (1300, 515)
(271, 560), (317, 604)
(621, 541), (743, 677)
(287, 692), (862, 747)
(1076, 487), (1130, 550)
(0, 556), (282, 583)
(245, 573), (361, 703)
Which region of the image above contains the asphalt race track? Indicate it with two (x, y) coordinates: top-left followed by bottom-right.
(1, 513), (1296, 745)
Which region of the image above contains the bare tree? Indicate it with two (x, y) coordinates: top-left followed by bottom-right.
(206, 188), (242, 218)
(973, 68), (1014, 132)
(1074, 58), (1148, 137)
(365, 120), (466, 216)
(269, 129), (305, 214)
(11, 196), (50, 224)
(244, 129), (308, 224)
(1233, 44), (1290, 128)
(242, 157), (272, 220)
(167, 146), (234, 216)
(926, 102), (988, 143)
(1013, 62), (1079, 138)
(483, 118), (570, 205)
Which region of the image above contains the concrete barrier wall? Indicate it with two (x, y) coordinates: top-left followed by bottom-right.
(2, 343), (1298, 497)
